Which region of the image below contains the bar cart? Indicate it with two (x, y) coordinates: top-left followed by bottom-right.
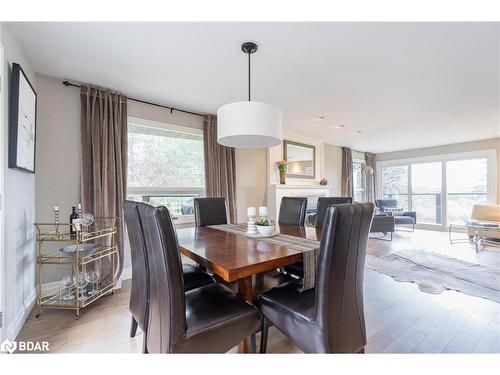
(34, 217), (118, 319)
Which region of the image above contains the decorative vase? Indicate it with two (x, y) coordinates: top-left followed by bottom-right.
(279, 169), (286, 185)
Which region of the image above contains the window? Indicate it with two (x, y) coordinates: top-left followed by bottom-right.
(411, 162), (442, 224)
(352, 161), (366, 202)
(378, 150), (496, 230)
(381, 165), (409, 210)
(446, 158), (488, 224)
(127, 119), (205, 220)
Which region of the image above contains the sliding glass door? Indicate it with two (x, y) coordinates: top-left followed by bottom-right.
(381, 165), (409, 210)
(411, 162), (442, 225)
(446, 158), (488, 224)
(378, 151), (495, 230)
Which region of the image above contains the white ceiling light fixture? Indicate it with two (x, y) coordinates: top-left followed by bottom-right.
(217, 42), (283, 148)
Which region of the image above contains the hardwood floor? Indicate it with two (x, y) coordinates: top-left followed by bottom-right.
(16, 229), (500, 353)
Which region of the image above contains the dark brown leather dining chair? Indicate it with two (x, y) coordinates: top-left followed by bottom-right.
(123, 201), (215, 353)
(123, 201), (150, 353)
(314, 196), (353, 228)
(258, 202), (374, 353)
(284, 197), (355, 277)
(137, 202), (261, 353)
(278, 197), (307, 226)
(194, 197), (228, 226)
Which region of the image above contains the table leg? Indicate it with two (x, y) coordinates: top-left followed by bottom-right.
(237, 276), (254, 353)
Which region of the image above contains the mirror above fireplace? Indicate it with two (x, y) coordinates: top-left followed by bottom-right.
(283, 140), (316, 179)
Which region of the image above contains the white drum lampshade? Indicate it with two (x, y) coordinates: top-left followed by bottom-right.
(217, 101), (282, 148)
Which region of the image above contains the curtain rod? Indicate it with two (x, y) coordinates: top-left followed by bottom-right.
(63, 80), (206, 118)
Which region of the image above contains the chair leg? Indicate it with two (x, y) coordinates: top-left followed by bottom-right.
(260, 317), (269, 353)
(130, 316), (138, 338)
(142, 336), (148, 354)
(249, 334), (257, 353)
(358, 347), (365, 354)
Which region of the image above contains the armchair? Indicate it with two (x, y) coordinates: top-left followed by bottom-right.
(375, 199), (416, 231)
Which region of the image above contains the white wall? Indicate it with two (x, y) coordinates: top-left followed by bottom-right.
(323, 143), (342, 196)
(235, 148), (267, 223)
(376, 137), (500, 203)
(36, 75), (81, 221)
(1, 24), (37, 341)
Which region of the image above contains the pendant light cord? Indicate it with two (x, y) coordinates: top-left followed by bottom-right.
(248, 51), (251, 101)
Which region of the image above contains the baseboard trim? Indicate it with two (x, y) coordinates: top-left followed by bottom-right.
(3, 269), (133, 341)
(4, 287), (37, 342)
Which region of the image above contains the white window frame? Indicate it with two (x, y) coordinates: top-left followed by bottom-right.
(127, 116), (205, 225)
(376, 149), (497, 231)
(352, 158), (367, 202)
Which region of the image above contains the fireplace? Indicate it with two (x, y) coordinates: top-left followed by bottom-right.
(267, 185), (332, 223)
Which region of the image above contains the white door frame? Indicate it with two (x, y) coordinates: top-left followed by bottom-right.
(0, 40), (5, 340)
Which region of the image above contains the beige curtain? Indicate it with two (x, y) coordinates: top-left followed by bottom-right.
(80, 85), (127, 281)
(203, 115), (237, 223)
(341, 147), (353, 197)
(365, 152), (376, 202)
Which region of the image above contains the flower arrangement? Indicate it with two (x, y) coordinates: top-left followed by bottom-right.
(275, 160), (287, 184)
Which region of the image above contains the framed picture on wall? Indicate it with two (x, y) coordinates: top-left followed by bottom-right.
(9, 62), (37, 173)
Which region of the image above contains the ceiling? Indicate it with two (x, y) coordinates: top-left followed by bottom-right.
(7, 22), (500, 153)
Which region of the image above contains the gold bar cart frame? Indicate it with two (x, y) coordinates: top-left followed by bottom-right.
(34, 217), (118, 319)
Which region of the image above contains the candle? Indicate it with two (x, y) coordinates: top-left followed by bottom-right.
(247, 207), (256, 216)
(258, 206), (268, 217)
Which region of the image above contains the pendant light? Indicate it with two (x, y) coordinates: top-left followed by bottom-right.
(217, 42), (283, 148)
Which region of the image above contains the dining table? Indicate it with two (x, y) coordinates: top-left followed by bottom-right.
(176, 223), (322, 353)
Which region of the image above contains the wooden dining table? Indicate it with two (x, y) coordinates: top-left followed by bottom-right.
(176, 224), (322, 353)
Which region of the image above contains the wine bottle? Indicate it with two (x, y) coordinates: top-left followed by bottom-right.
(70, 206), (79, 239)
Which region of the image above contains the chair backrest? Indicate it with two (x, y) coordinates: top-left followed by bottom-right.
(278, 197), (307, 226)
(314, 197), (353, 228)
(123, 201), (150, 333)
(315, 202), (374, 353)
(138, 202), (186, 353)
(375, 199), (398, 211)
(194, 197), (228, 227)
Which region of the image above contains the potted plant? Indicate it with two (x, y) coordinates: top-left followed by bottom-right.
(276, 160), (287, 185)
(255, 218), (275, 237)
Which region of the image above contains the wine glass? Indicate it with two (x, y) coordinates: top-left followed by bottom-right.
(61, 275), (75, 301)
(85, 270), (101, 296)
(77, 272), (89, 299)
(79, 213), (95, 233)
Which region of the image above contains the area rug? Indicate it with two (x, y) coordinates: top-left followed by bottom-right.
(366, 249), (500, 303)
